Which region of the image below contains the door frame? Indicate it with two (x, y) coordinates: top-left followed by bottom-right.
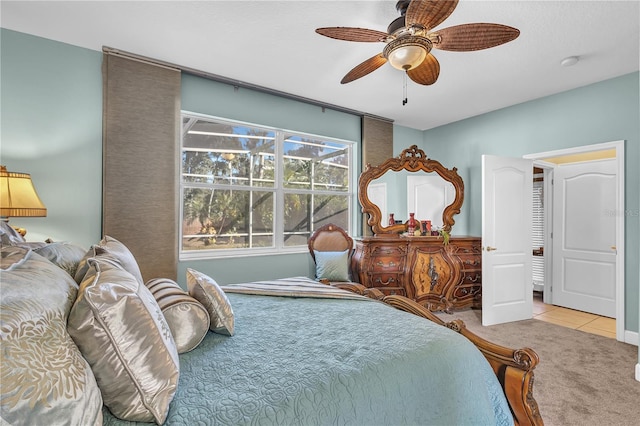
(524, 140), (625, 341)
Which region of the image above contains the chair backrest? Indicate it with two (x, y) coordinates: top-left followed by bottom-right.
(307, 223), (354, 263)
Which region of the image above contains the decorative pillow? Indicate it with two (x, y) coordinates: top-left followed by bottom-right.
(314, 249), (350, 282)
(68, 257), (179, 424)
(145, 277), (210, 353)
(74, 245), (98, 283)
(33, 241), (87, 278)
(0, 220), (25, 246)
(0, 245), (32, 271)
(74, 235), (144, 285)
(0, 247), (103, 425)
(186, 268), (235, 336)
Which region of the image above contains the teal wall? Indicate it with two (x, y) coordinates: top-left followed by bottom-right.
(0, 29), (103, 249)
(418, 72), (640, 334)
(2, 29), (638, 339)
(181, 74), (361, 143)
(0, 29), (362, 287)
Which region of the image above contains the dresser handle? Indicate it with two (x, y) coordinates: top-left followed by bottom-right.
(465, 274), (481, 283)
(375, 277), (395, 285)
(376, 261), (396, 268)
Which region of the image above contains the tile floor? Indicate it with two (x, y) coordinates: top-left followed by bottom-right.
(532, 292), (616, 339)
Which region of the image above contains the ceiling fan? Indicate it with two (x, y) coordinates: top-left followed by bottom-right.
(316, 0), (520, 86)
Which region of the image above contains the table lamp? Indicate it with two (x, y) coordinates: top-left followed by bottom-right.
(0, 165), (47, 236)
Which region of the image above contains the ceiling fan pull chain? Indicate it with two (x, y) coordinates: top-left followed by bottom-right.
(402, 73), (408, 106)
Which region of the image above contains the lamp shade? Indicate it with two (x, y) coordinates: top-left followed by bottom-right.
(383, 35), (433, 71)
(388, 44), (427, 71)
(0, 165), (47, 218)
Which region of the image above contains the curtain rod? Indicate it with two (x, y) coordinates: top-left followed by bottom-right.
(102, 46), (393, 124)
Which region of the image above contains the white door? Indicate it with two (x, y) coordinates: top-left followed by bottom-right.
(551, 159), (617, 317)
(407, 175), (455, 230)
(367, 182), (387, 225)
(482, 155), (533, 326)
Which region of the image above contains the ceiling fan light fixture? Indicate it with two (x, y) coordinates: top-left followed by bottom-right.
(384, 36), (432, 71)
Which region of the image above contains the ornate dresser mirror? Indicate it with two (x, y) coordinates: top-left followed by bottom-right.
(352, 145), (481, 312)
(358, 145), (464, 235)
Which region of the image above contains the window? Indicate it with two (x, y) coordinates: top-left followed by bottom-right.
(532, 178), (544, 288)
(180, 113), (355, 258)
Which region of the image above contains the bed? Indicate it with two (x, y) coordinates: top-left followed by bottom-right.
(0, 230), (543, 426)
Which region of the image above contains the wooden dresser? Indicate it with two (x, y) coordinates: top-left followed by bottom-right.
(351, 235), (482, 312)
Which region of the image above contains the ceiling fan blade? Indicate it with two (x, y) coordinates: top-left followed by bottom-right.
(405, 0), (459, 31)
(407, 54), (440, 85)
(341, 54), (388, 84)
(430, 23), (520, 51)
(316, 27), (388, 42)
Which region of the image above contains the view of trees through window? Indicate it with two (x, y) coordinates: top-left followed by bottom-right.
(181, 113), (354, 255)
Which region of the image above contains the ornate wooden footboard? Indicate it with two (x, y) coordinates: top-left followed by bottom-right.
(332, 282), (543, 426)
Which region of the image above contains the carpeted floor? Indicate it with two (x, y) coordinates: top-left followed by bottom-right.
(436, 309), (640, 426)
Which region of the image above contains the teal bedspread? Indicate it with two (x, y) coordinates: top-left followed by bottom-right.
(103, 283), (513, 425)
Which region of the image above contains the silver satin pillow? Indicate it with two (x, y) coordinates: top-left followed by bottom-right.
(0, 220), (25, 246)
(74, 235), (144, 285)
(68, 257), (179, 424)
(1, 247), (103, 426)
(145, 277), (210, 353)
(186, 268), (235, 336)
(34, 241), (87, 278)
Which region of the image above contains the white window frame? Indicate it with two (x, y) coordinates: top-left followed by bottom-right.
(179, 111), (357, 260)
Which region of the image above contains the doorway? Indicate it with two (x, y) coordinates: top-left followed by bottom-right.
(524, 140), (625, 341)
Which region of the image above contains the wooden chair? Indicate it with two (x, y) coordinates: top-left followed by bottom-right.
(307, 224), (385, 300)
(307, 223), (354, 268)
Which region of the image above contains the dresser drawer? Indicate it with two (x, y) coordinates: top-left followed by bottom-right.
(375, 287), (406, 296)
(457, 255), (481, 270)
(370, 244), (407, 258)
(369, 273), (402, 287)
(454, 284), (481, 299)
(370, 255), (404, 272)
(460, 271), (482, 284)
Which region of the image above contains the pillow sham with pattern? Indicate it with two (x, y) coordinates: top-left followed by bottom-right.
(0, 247), (103, 426)
(186, 268), (235, 336)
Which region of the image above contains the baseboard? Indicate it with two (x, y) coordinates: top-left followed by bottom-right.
(624, 329), (639, 346)
(636, 363), (640, 382)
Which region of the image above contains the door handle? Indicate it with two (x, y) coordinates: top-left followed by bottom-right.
(484, 246), (497, 251)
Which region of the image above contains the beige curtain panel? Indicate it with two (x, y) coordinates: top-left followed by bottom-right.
(102, 52), (181, 281)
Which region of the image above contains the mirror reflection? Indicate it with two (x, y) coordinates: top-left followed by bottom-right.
(367, 170), (456, 231)
(359, 145), (464, 235)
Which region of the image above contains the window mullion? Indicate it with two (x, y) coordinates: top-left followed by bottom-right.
(275, 131), (285, 249)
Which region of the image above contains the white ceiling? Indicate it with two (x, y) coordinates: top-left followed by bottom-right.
(2, 1), (639, 130)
